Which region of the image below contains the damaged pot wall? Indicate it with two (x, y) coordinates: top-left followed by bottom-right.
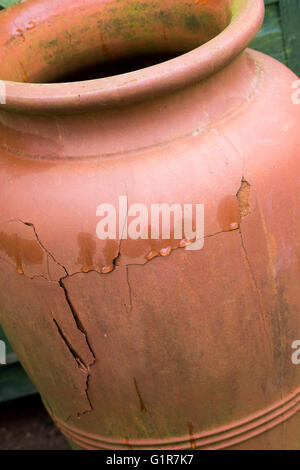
(0, 0), (299, 449)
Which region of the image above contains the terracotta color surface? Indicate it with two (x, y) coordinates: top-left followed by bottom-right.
(0, 0), (299, 449)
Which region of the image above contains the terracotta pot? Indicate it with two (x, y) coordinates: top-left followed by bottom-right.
(0, 0), (299, 450)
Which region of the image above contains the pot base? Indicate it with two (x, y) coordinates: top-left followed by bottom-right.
(47, 387), (300, 450)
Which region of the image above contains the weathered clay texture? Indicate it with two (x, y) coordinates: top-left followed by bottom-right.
(0, 0), (299, 450)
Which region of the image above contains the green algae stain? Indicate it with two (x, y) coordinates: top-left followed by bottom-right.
(130, 1), (152, 12)
(156, 10), (174, 28)
(184, 12), (220, 35)
(47, 39), (58, 48)
(185, 14), (201, 33)
(230, 0), (243, 21)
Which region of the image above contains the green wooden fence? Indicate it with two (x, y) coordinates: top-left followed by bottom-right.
(0, 326), (36, 402)
(251, 0), (300, 75)
(0, 0), (299, 402)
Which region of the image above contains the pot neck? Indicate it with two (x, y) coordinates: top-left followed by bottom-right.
(0, 51), (262, 161)
(0, 0), (264, 114)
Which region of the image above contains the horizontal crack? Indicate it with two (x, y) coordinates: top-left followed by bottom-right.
(67, 229), (240, 278)
(2, 218), (241, 283)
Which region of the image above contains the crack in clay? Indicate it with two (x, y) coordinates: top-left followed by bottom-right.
(239, 229), (273, 355)
(58, 278), (96, 417)
(1, 173), (264, 422)
(83, 374), (94, 416)
(0, 219), (68, 280)
(58, 278), (95, 362)
(2, 213), (250, 420)
(1, 220), (241, 419)
(237, 177), (251, 218)
(0, 230), (95, 417)
(111, 229), (240, 273)
(112, 196), (128, 270)
(133, 377), (147, 414)
(3, 219), (240, 282)
(0, 254), (57, 283)
(236, 181), (273, 355)
(52, 318), (89, 373)
(113, 245), (122, 268)
(19, 220), (68, 276)
(55, 228), (239, 282)
(125, 265), (133, 314)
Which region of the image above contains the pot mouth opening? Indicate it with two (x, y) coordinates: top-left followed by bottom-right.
(51, 52), (186, 83)
(0, 0), (264, 112)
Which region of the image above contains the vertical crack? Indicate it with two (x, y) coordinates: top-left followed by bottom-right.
(125, 265), (133, 314)
(83, 374), (94, 417)
(52, 318), (88, 373)
(20, 220), (68, 276)
(113, 194), (128, 269)
(133, 377), (147, 413)
(59, 278), (95, 362)
(239, 229), (273, 356)
(236, 179), (273, 356)
(58, 277), (96, 417)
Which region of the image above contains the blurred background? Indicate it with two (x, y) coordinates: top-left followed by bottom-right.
(0, 0), (299, 450)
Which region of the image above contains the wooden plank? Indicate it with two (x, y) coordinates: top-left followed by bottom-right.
(279, 0), (300, 75)
(251, 2), (286, 64)
(0, 362), (36, 403)
(0, 326), (36, 400)
(0, 0), (20, 7)
(0, 326), (18, 364)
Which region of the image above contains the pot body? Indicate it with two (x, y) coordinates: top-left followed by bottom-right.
(0, 4), (300, 449)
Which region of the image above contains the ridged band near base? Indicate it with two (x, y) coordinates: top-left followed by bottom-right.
(48, 387), (300, 450)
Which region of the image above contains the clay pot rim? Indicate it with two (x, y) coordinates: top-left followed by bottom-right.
(1, 0), (264, 113)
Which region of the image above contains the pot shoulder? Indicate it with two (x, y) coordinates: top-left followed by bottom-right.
(0, 49), (299, 275)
